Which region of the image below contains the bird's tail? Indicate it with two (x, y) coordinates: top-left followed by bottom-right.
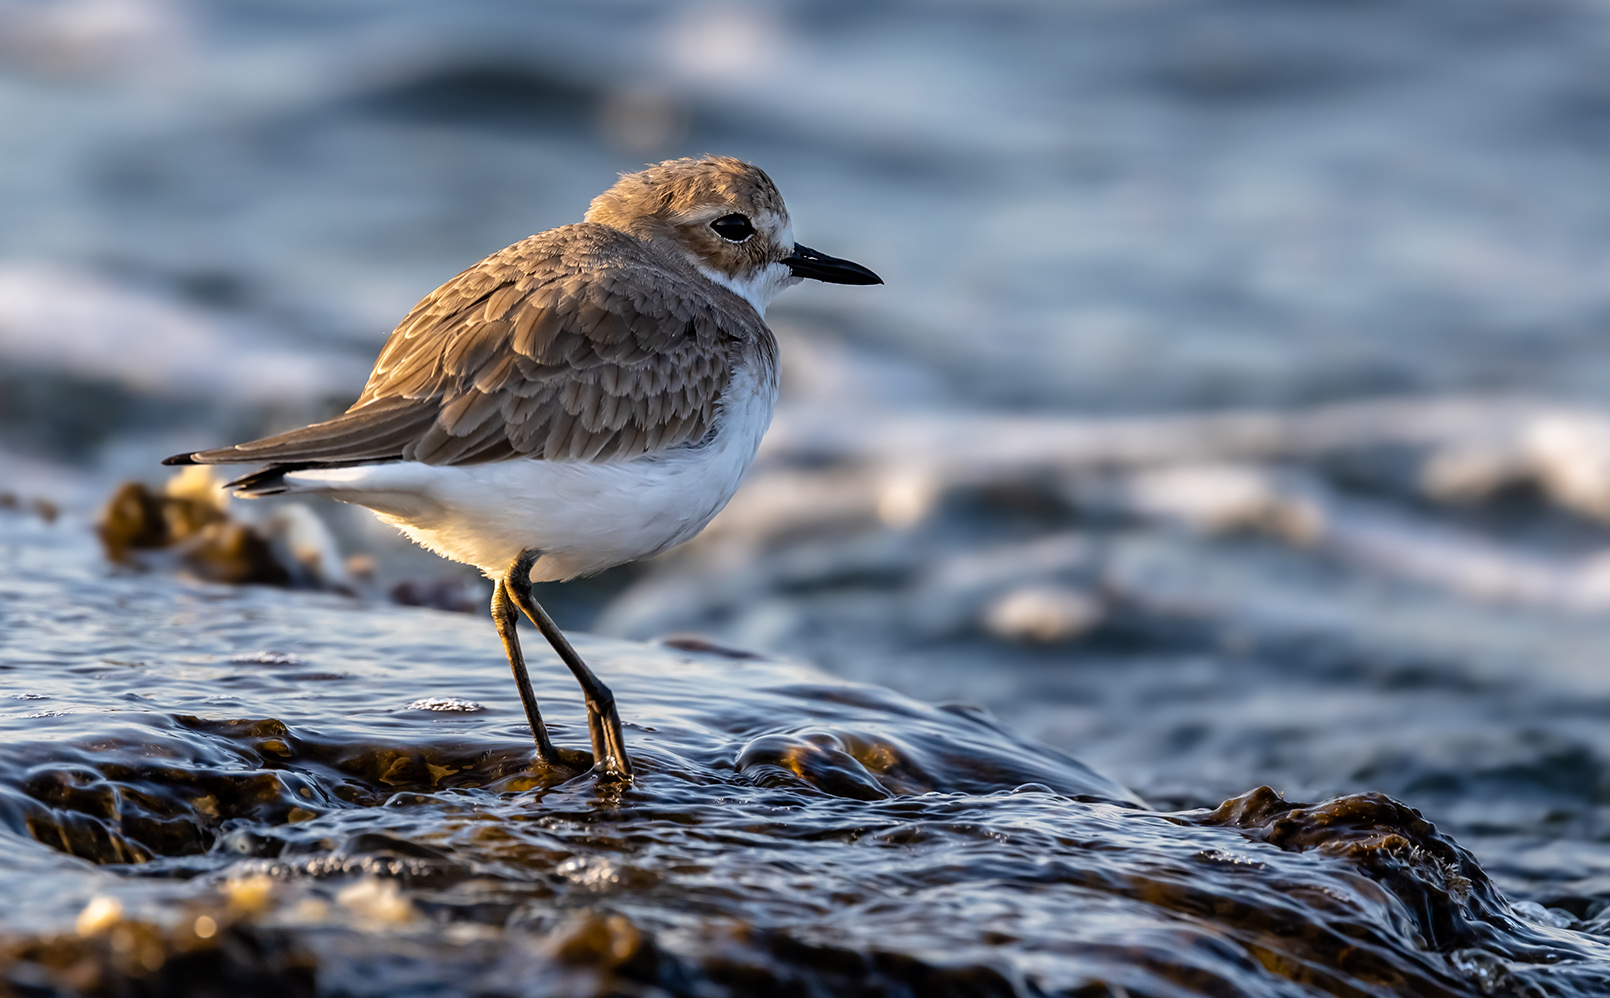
(224, 466), (293, 497)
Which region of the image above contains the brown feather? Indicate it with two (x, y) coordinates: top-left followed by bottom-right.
(179, 221), (774, 469)
(483, 283), (524, 321)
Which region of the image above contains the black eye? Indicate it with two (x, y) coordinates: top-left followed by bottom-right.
(710, 213), (755, 242)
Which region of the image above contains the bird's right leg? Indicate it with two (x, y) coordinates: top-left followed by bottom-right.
(491, 575), (588, 774)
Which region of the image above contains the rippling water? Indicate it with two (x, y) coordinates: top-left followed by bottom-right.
(6, 513), (1610, 996)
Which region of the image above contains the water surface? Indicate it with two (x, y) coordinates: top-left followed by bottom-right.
(5, 513), (1610, 996)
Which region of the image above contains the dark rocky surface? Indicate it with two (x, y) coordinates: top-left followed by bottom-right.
(6, 512), (1610, 996)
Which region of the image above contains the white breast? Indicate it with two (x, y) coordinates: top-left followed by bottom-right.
(281, 362), (779, 580)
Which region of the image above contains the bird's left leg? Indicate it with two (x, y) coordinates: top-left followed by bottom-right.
(505, 550), (634, 782)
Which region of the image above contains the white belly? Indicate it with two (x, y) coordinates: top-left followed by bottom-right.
(279, 365), (777, 580)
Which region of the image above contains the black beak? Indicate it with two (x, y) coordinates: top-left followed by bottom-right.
(784, 244), (883, 285)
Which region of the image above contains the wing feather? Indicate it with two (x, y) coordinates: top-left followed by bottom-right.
(170, 224), (768, 471)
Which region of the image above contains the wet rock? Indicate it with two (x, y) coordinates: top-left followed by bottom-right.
(96, 468), (347, 590)
(2, 911), (317, 998)
(737, 730), (896, 800)
(0, 490), (59, 523)
(1190, 787), (1588, 994)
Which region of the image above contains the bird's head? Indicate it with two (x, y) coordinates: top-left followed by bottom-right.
(585, 155), (881, 315)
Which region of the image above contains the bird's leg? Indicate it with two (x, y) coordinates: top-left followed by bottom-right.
(491, 572), (587, 774)
(505, 550), (634, 781)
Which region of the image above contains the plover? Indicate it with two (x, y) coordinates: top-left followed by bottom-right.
(165, 156), (880, 781)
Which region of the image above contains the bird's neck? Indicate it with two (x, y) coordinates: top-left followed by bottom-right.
(696, 261), (800, 317)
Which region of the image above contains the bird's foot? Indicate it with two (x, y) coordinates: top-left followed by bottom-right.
(589, 753), (634, 784)
(533, 744), (596, 781)
(531, 745), (633, 785)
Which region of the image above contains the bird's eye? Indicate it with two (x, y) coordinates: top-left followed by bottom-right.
(710, 214), (755, 242)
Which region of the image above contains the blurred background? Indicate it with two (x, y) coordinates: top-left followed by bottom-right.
(7, 0), (1610, 911)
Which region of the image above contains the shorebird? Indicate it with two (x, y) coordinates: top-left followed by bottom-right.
(165, 156), (880, 781)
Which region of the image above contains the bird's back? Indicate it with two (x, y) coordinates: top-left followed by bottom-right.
(171, 222), (774, 478)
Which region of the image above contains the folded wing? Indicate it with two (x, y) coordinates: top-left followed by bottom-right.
(167, 224), (756, 471)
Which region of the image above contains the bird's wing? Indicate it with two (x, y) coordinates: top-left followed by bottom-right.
(170, 224), (761, 468)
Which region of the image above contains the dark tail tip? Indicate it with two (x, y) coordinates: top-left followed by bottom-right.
(225, 466), (290, 496)
(161, 453), (199, 466)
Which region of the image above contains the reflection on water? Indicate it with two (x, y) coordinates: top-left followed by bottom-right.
(4, 514), (1610, 997)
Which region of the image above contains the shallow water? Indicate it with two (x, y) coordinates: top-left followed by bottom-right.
(6, 514), (1610, 996)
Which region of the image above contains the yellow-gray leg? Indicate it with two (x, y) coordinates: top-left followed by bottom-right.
(491, 576), (561, 763)
(504, 550), (634, 781)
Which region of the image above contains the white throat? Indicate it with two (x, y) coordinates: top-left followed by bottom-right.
(697, 261), (800, 316)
